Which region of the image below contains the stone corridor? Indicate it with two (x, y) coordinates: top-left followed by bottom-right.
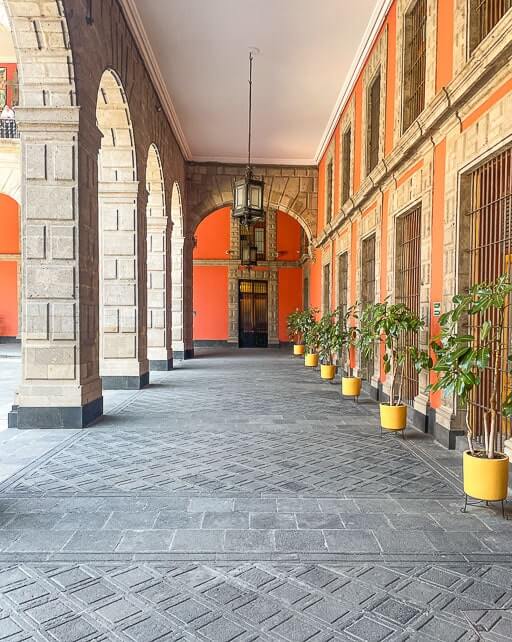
(0, 352), (511, 639)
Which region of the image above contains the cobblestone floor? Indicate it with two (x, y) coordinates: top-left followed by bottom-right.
(0, 349), (512, 640)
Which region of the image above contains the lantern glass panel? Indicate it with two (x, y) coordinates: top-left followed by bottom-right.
(235, 183), (246, 209)
(249, 183), (262, 209)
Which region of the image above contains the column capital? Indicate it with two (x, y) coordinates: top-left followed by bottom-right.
(15, 106), (80, 133)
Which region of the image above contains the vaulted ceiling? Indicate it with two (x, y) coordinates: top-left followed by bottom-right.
(124, 0), (382, 165)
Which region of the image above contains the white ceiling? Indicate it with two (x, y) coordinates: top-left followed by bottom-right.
(128, 0), (382, 165)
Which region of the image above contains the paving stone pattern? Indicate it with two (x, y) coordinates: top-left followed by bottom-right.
(0, 349), (512, 640)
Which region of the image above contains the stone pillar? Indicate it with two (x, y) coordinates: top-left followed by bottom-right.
(147, 217), (172, 370)
(171, 235), (186, 359)
(12, 107), (103, 429)
(99, 181), (149, 389)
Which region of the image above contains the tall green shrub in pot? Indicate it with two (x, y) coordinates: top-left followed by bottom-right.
(363, 301), (430, 432)
(317, 311), (343, 380)
(429, 275), (512, 511)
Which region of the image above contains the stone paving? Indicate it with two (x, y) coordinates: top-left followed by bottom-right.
(0, 349), (512, 640)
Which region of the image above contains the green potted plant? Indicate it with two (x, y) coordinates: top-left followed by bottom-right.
(429, 275), (512, 513)
(304, 320), (321, 367)
(287, 308), (317, 356)
(339, 304), (362, 398)
(317, 310), (343, 380)
(364, 301), (429, 433)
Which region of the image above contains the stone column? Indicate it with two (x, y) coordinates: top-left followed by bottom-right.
(99, 181), (149, 388)
(171, 235), (185, 359)
(12, 107), (103, 429)
(147, 217), (172, 370)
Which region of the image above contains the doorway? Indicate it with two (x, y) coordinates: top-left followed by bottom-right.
(239, 280), (268, 347)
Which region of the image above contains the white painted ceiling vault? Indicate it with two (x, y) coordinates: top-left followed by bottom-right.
(122, 0), (387, 165)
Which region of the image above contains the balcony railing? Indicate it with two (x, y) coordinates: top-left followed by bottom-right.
(0, 118), (19, 139)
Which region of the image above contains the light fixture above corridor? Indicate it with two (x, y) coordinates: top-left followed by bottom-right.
(232, 48), (265, 229)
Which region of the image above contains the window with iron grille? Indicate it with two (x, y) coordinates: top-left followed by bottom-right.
(366, 72), (381, 175)
(402, 0), (427, 133)
(469, 0), (511, 55)
(338, 252), (349, 317)
(465, 146), (512, 451)
(361, 235), (376, 380)
(323, 264), (331, 314)
(341, 127), (352, 205)
(240, 221), (265, 261)
(326, 160), (334, 224)
(304, 276), (309, 310)
(395, 206), (421, 404)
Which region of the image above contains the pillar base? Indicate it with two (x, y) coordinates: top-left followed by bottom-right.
(11, 397), (103, 430)
(174, 349), (194, 360)
(149, 358), (173, 371)
(102, 372), (150, 390)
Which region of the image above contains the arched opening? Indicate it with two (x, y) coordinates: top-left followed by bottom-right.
(171, 181), (187, 359)
(146, 144), (172, 370)
(96, 69), (147, 389)
(192, 207), (304, 349)
(0, 193), (20, 340)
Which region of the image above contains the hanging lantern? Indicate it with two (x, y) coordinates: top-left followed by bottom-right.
(232, 49), (265, 227)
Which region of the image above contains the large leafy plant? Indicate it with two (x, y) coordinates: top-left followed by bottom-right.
(287, 308), (317, 344)
(337, 304), (359, 376)
(317, 311), (344, 366)
(361, 301), (430, 407)
(304, 320), (321, 354)
(429, 275), (512, 459)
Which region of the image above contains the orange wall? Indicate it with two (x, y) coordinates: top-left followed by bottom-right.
(0, 194), (19, 254)
(194, 207), (230, 259)
(0, 262), (18, 337)
(435, 0), (454, 92)
(278, 268), (302, 341)
(0, 63), (17, 107)
(276, 211), (301, 259)
(193, 266), (229, 340)
(0, 194), (19, 337)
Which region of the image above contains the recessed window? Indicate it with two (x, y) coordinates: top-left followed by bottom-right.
(402, 0), (427, 133)
(366, 71), (381, 175)
(240, 221), (265, 261)
(326, 159), (334, 224)
(341, 127), (352, 205)
(323, 264), (331, 314)
(469, 0), (511, 55)
(338, 252), (348, 316)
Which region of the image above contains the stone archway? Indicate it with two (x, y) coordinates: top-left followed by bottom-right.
(146, 144), (172, 370)
(187, 162), (318, 245)
(170, 182), (187, 359)
(96, 69), (147, 389)
(4, 1), (104, 428)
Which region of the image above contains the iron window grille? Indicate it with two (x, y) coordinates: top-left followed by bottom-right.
(323, 264), (331, 314)
(338, 252), (349, 318)
(361, 235), (376, 381)
(402, 0), (427, 133)
(469, 0), (511, 55)
(366, 72), (381, 175)
(341, 127), (352, 205)
(326, 160), (334, 224)
(395, 206), (422, 405)
(465, 146), (512, 451)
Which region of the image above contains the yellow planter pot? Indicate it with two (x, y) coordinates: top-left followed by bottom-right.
(342, 377), (362, 398)
(380, 404), (407, 431)
(320, 364), (336, 380)
(463, 450), (509, 502)
(293, 344), (305, 356)
(305, 353), (319, 367)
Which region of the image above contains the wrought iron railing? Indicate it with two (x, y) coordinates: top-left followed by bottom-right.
(0, 118), (19, 139)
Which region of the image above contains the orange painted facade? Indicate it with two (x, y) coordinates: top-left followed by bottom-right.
(0, 194), (20, 337)
(301, 0), (512, 439)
